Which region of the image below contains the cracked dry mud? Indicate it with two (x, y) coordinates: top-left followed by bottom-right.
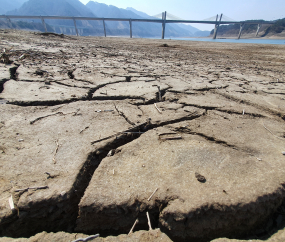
(0, 29), (285, 242)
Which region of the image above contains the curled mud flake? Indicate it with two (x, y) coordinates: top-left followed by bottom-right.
(195, 172), (206, 183)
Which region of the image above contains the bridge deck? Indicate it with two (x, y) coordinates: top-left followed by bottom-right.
(0, 15), (275, 25)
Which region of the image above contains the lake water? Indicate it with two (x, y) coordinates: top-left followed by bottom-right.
(170, 38), (285, 45)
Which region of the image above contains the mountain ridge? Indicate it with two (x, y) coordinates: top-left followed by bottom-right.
(7, 0), (95, 17)
(125, 6), (211, 37)
(86, 1), (196, 38)
(209, 19), (285, 38)
(0, 0), (27, 15)
(2, 0), (211, 38)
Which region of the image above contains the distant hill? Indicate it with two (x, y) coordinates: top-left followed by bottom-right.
(177, 23), (210, 37)
(126, 6), (210, 37)
(86, 2), (140, 19)
(0, 0), (27, 14)
(125, 7), (152, 19)
(175, 24), (200, 34)
(2, 0), (210, 38)
(87, 2), (198, 38)
(7, 0), (95, 17)
(193, 30), (211, 37)
(209, 19), (285, 38)
(0, 18), (54, 32)
(262, 18), (285, 36)
(6, 0), (103, 35)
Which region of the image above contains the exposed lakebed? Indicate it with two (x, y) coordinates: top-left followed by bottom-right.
(1, 29), (285, 242)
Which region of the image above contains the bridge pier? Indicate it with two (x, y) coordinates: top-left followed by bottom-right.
(238, 23), (245, 39)
(129, 19), (132, 38)
(41, 17), (47, 33)
(73, 18), (79, 36)
(162, 11), (166, 39)
(103, 19), (107, 37)
(212, 15), (219, 39)
(213, 14), (223, 39)
(256, 24), (262, 37)
(5, 16), (13, 29)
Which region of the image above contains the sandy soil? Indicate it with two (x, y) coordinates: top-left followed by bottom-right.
(1, 29), (285, 242)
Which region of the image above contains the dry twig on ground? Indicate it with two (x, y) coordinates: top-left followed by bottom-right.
(9, 196), (15, 210)
(91, 122), (147, 145)
(159, 133), (182, 141)
(157, 86), (162, 101)
(15, 186), (49, 192)
(146, 212), (153, 230)
(71, 234), (100, 242)
(128, 218), (139, 235)
(262, 122), (284, 140)
(53, 139), (60, 164)
(148, 188), (158, 201)
(154, 103), (162, 114)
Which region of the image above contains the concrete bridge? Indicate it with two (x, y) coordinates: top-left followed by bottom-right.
(0, 12), (275, 39)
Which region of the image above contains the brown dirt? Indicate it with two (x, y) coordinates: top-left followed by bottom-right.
(0, 229), (171, 242)
(1, 28), (285, 242)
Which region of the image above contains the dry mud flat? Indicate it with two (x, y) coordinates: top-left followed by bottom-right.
(1, 29), (285, 242)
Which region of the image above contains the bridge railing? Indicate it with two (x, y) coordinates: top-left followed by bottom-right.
(0, 14), (275, 39)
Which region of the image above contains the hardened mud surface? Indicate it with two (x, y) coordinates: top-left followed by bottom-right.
(1, 29), (285, 242)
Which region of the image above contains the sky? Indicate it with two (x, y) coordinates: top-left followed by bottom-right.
(79, 0), (285, 31)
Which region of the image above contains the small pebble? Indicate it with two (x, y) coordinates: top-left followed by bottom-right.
(282, 152), (285, 155)
(195, 172), (206, 183)
(18, 139), (24, 142)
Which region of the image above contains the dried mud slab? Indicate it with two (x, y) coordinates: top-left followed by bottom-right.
(0, 232), (87, 242)
(77, 122), (285, 241)
(92, 81), (169, 104)
(0, 229), (172, 242)
(16, 66), (68, 82)
(165, 92), (265, 116)
(1, 29), (285, 242)
(212, 227), (285, 242)
(112, 101), (205, 127)
(216, 90), (285, 117)
(0, 80), (89, 105)
(0, 66), (11, 83)
(0, 64), (16, 94)
(0, 101), (138, 237)
(161, 76), (228, 93)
